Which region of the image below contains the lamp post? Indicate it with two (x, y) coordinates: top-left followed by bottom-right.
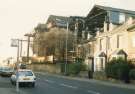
(65, 21), (69, 75)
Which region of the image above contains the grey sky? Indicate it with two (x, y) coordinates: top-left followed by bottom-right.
(0, 0), (135, 61)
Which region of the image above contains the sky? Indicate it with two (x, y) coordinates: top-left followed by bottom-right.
(0, 0), (135, 61)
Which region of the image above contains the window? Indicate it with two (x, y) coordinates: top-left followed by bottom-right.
(119, 13), (125, 24)
(109, 12), (125, 24)
(132, 36), (135, 47)
(107, 23), (109, 31)
(100, 39), (103, 50)
(117, 35), (119, 48)
(107, 37), (110, 49)
(18, 71), (33, 76)
(117, 35), (123, 48)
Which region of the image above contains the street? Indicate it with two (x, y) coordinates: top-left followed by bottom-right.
(0, 73), (135, 94)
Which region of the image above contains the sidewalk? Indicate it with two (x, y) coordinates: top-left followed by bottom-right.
(0, 88), (16, 94)
(36, 72), (135, 90)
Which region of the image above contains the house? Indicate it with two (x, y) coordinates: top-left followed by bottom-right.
(85, 5), (135, 71)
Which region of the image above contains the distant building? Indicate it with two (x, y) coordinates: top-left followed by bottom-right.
(46, 15), (85, 39)
(34, 23), (48, 32)
(46, 15), (70, 29)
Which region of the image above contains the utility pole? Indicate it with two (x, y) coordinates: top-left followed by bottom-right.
(27, 36), (30, 63)
(16, 39), (19, 93)
(75, 19), (79, 60)
(24, 33), (34, 64)
(20, 40), (23, 57)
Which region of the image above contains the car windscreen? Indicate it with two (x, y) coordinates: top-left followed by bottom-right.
(18, 71), (33, 76)
(2, 67), (14, 71)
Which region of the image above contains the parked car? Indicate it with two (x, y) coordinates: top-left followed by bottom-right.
(0, 66), (3, 75)
(19, 64), (27, 69)
(10, 69), (36, 87)
(1, 67), (14, 77)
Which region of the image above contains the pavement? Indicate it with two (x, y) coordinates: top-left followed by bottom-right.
(35, 72), (135, 90)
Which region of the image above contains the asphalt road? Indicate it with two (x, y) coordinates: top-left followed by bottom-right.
(0, 73), (135, 94)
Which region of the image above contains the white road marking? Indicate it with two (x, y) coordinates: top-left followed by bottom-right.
(87, 90), (100, 94)
(44, 79), (55, 83)
(60, 83), (78, 89)
(37, 77), (55, 83)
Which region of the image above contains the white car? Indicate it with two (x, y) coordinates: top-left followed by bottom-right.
(10, 69), (36, 87)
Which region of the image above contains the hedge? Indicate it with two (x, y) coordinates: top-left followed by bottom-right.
(129, 69), (135, 80)
(105, 58), (130, 82)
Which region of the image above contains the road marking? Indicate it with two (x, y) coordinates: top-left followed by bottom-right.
(87, 90), (100, 94)
(60, 83), (78, 89)
(44, 79), (55, 83)
(37, 78), (55, 83)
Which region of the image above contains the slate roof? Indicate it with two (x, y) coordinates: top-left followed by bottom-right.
(34, 23), (48, 32)
(46, 15), (71, 28)
(112, 49), (127, 56)
(96, 5), (135, 14)
(88, 5), (135, 16)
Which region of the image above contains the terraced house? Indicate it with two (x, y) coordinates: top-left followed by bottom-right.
(85, 5), (135, 71)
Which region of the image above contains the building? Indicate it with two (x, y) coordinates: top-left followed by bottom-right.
(85, 5), (135, 35)
(85, 5), (135, 71)
(78, 5), (135, 71)
(46, 15), (70, 29)
(32, 15), (86, 63)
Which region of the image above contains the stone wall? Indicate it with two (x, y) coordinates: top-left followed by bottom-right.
(27, 63), (61, 74)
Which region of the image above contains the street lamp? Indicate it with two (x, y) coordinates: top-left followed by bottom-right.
(65, 21), (69, 75)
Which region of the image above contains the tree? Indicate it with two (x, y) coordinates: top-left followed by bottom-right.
(33, 28), (75, 62)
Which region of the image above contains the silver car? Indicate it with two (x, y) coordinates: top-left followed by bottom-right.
(1, 67), (14, 77)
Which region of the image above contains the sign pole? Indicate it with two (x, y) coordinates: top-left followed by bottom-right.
(11, 39), (19, 93)
(16, 39), (19, 93)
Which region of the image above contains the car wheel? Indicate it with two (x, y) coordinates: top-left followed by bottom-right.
(11, 80), (13, 85)
(31, 82), (35, 87)
(11, 80), (15, 85)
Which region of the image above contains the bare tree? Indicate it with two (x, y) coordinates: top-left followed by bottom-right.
(33, 28), (75, 62)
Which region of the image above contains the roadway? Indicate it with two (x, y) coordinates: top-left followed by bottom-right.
(0, 73), (135, 94)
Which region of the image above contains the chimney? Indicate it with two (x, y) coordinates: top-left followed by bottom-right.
(127, 17), (133, 25)
(96, 30), (100, 36)
(109, 23), (118, 31)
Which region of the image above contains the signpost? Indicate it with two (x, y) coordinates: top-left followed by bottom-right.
(11, 36), (33, 93)
(11, 39), (19, 93)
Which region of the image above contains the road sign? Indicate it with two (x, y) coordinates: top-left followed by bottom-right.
(11, 39), (18, 47)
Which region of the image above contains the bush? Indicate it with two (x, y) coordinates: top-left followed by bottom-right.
(129, 69), (135, 80)
(68, 63), (81, 75)
(93, 71), (107, 80)
(60, 61), (86, 75)
(105, 58), (130, 82)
